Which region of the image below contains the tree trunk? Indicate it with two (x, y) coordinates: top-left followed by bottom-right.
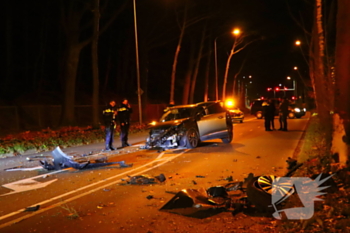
(222, 41), (236, 101)
(189, 25), (206, 104)
(170, 1), (188, 104)
(91, 0), (100, 128)
(204, 46), (212, 102)
(61, 45), (83, 126)
(311, 0), (333, 151)
(334, 0), (350, 163)
(182, 42), (195, 105)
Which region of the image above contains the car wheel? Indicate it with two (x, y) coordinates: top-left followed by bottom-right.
(296, 116), (301, 119)
(256, 111), (263, 119)
(184, 128), (199, 149)
(240, 119), (243, 123)
(288, 112), (295, 119)
(221, 123), (233, 143)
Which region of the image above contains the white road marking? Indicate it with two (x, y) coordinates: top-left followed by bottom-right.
(0, 149), (189, 229)
(1, 170), (65, 196)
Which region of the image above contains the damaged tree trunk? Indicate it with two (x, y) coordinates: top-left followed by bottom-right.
(309, 0), (333, 151)
(333, 0), (350, 164)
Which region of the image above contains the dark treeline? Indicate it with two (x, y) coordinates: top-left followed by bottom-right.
(1, 0), (310, 125)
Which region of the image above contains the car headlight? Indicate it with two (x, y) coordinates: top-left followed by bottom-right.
(294, 108), (301, 112)
(303, 108), (306, 112)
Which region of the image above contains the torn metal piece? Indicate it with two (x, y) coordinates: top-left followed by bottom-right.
(24, 205), (40, 212)
(160, 188), (228, 219)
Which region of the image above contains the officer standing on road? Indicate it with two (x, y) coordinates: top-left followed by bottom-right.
(279, 97), (289, 131)
(102, 100), (117, 151)
(268, 99), (276, 130)
(262, 98), (272, 131)
(117, 98), (133, 147)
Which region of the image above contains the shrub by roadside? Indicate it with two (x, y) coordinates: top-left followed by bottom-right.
(0, 123), (148, 157)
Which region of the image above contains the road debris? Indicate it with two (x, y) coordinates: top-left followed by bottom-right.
(24, 205), (40, 212)
(122, 174), (166, 185)
(39, 146), (132, 170)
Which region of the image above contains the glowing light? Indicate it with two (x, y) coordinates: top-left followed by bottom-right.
(232, 28), (241, 36)
(225, 99), (235, 107)
(295, 40), (301, 46)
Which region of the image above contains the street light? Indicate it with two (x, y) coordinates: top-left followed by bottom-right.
(232, 28), (241, 36)
(133, 0), (142, 124)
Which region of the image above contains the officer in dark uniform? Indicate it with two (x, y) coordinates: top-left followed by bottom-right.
(262, 98), (272, 131)
(102, 100), (117, 151)
(279, 97), (289, 131)
(117, 98), (133, 147)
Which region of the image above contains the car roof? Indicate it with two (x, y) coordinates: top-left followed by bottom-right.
(168, 101), (221, 109)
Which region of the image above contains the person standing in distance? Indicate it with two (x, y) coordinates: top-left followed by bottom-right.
(102, 100), (117, 151)
(268, 99), (276, 130)
(117, 98), (133, 147)
(279, 97), (289, 131)
(262, 98), (272, 131)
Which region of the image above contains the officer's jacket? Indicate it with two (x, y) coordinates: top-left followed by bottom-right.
(117, 104), (132, 124)
(102, 105), (116, 126)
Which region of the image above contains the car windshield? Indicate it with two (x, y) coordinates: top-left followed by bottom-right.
(160, 107), (194, 122)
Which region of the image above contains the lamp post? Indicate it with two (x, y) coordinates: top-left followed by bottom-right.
(287, 76), (297, 97)
(214, 37), (219, 100)
(133, 0), (142, 124)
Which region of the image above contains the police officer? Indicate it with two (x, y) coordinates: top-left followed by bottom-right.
(279, 97), (289, 131)
(262, 98), (272, 131)
(117, 98), (133, 147)
(102, 100), (117, 151)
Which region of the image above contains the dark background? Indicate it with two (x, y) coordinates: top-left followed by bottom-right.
(1, 0), (313, 106)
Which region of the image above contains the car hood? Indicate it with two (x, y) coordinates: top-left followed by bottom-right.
(148, 118), (189, 130)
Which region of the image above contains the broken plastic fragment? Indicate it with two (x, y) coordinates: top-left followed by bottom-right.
(25, 205), (40, 212)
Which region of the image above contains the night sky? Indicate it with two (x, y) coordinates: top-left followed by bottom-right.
(1, 0), (313, 106)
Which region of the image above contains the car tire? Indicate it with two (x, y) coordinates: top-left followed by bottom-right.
(240, 119), (243, 123)
(221, 123), (233, 144)
(256, 111), (263, 119)
(184, 128), (199, 149)
(296, 116), (301, 119)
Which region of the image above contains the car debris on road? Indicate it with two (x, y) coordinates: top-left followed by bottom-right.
(121, 173), (166, 185)
(38, 146), (132, 170)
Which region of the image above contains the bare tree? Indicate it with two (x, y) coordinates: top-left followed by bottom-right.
(91, 0), (100, 128)
(59, 0), (126, 126)
(222, 33), (253, 100)
(189, 24), (206, 104)
(170, 1), (188, 105)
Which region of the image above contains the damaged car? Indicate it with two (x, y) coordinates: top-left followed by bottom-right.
(144, 101), (233, 149)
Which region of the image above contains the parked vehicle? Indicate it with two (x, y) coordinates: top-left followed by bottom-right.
(287, 104), (306, 118)
(228, 107), (244, 123)
(144, 101), (233, 149)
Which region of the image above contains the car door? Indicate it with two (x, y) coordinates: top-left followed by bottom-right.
(197, 102), (228, 140)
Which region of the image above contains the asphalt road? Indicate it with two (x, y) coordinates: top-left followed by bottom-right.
(0, 114), (309, 233)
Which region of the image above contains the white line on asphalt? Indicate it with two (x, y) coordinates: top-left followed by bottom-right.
(0, 149), (189, 229)
(1, 170), (65, 196)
